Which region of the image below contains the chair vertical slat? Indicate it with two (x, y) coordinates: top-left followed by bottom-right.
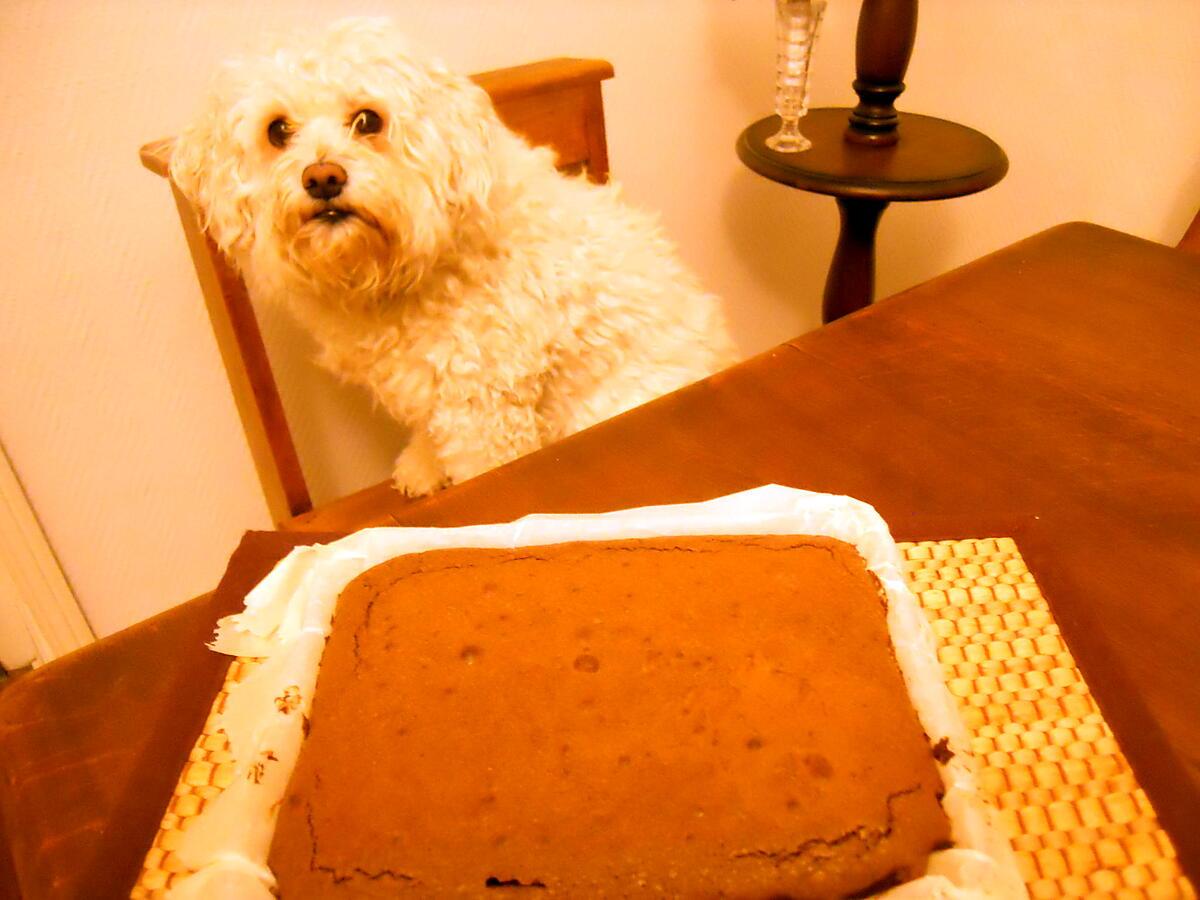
(167, 183), (313, 523)
(580, 80), (611, 184)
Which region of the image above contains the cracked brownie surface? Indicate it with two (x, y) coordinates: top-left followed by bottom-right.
(268, 535), (950, 897)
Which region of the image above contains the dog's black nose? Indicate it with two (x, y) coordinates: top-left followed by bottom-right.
(302, 162), (348, 200)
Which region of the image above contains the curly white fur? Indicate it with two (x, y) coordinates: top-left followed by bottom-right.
(172, 18), (734, 496)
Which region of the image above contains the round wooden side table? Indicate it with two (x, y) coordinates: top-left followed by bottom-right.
(737, 109), (1008, 323)
(738, 0), (1008, 324)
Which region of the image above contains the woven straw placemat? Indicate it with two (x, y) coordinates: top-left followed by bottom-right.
(132, 538), (1195, 898)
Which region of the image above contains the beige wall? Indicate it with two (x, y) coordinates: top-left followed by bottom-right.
(2, 0), (1197, 637)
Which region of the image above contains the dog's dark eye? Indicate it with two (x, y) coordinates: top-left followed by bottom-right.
(351, 109), (383, 136)
(267, 118), (293, 149)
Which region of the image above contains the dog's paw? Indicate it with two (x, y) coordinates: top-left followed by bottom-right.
(392, 441), (449, 497)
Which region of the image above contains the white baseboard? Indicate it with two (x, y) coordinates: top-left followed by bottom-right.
(0, 442), (94, 668)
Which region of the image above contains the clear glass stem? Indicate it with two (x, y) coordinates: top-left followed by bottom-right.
(766, 0), (827, 153)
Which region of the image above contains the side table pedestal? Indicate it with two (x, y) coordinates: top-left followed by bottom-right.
(737, 108), (1008, 322)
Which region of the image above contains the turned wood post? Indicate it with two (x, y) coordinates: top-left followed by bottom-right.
(823, 198), (889, 323)
(845, 0), (919, 146)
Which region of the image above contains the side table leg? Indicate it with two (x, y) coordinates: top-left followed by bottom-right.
(823, 197), (889, 323)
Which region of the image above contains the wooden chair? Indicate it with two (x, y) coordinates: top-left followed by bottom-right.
(141, 58), (614, 526)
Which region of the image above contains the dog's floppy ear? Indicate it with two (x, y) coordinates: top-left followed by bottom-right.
(169, 89), (257, 260)
(401, 68), (502, 236)
(437, 76), (501, 228)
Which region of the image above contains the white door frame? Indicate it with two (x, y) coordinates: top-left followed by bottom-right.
(0, 441), (94, 668)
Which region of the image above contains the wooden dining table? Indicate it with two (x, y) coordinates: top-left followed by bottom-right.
(1, 221), (1197, 898)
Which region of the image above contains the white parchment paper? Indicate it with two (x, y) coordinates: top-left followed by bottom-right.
(165, 485), (1027, 899)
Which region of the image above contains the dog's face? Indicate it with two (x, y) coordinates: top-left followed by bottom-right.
(171, 19), (498, 309)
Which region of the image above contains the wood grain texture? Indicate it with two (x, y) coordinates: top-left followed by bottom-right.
(0, 532), (335, 900)
(470, 58), (614, 105)
(140, 57), (615, 526)
(289, 222), (1200, 883)
(3, 223), (1198, 898)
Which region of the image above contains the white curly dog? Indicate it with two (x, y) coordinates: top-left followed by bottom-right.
(172, 18), (733, 496)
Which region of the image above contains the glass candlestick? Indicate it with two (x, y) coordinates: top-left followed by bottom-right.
(766, 0), (828, 153)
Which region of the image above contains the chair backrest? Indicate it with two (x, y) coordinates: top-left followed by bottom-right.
(141, 58), (614, 525)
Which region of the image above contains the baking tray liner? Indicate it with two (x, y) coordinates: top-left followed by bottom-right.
(131, 523), (1192, 898)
